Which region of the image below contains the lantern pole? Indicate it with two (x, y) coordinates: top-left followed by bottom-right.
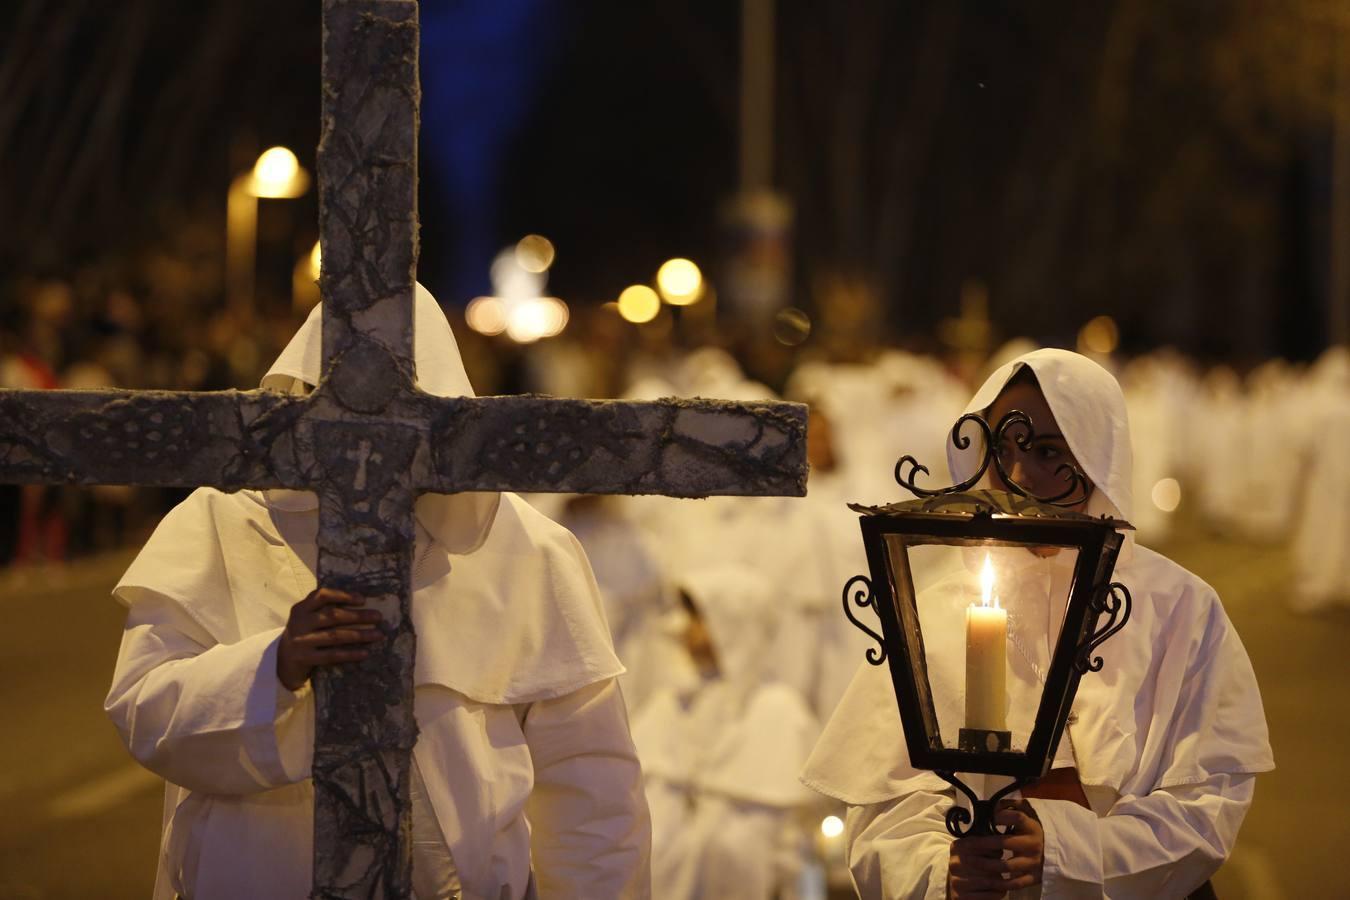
(934, 772), (1036, 838)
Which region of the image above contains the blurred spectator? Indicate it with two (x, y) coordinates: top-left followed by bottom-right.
(1, 285), (66, 563)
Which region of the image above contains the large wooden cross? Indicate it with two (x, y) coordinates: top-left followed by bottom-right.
(0, 3), (806, 897)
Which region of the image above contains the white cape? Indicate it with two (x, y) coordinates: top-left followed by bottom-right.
(800, 543), (1273, 805)
(116, 486), (624, 705)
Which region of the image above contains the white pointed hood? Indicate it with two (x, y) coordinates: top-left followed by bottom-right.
(115, 283), (624, 704)
(260, 282), (499, 555)
(680, 563), (775, 688)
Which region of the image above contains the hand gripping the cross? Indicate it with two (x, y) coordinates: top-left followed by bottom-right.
(277, 588), (385, 691)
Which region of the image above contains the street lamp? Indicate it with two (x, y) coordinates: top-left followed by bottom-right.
(656, 258), (704, 305)
(226, 146), (312, 317)
(842, 410), (1133, 837)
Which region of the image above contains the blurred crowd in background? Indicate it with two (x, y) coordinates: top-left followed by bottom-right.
(2, 264), (1346, 896)
(531, 334), (1349, 895)
(8, 4), (1350, 895)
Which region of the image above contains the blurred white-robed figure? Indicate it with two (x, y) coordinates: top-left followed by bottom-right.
(632, 563), (818, 900)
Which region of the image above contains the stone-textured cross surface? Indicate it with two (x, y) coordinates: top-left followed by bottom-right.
(0, 2), (806, 898)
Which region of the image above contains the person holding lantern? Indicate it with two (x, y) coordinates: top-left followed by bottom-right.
(801, 349), (1273, 899)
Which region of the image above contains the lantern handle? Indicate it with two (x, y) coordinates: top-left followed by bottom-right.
(895, 413), (993, 497)
(1075, 581), (1133, 674)
(894, 410), (1092, 508)
(935, 771), (1036, 838)
(842, 574), (887, 666)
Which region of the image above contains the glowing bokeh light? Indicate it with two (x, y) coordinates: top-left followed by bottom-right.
(772, 307), (812, 346)
(656, 258), (703, 305)
(515, 234), (556, 273)
(491, 249), (545, 301)
(618, 285), (661, 323)
(821, 815), (845, 838)
(465, 296), (508, 336)
(250, 146), (310, 198)
(1078, 315), (1120, 355)
(498, 297), (570, 343)
(1151, 477), (1182, 512)
(539, 297), (570, 336)
(308, 241), (322, 281)
(505, 302), (548, 343)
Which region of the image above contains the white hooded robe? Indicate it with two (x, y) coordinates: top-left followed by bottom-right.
(104, 285), (652, 900)
(800, 349), (1273, 900)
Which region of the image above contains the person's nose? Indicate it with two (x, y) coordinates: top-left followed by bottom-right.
(1008, 457), (1032, 491)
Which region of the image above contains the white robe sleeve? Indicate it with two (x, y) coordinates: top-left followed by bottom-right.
(104, 590), (314, 795)
(843, 771), (1254, 900)
(844, 783), (954, 900)
(1028, 772), (1256, 898)
(521, 677), (652, 899)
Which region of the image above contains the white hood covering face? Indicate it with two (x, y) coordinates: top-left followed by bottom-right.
(949, 348), (1134, 527)
(801, 349), (1273, 805)
(680, 563), (775, 689)
(116, 283), (623, 704)
(260, 282), (499, 556)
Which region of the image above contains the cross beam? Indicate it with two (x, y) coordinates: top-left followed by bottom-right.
(0, 3), (808, 895)
(0, 390), (805, 498)
(0, 387), (804, 897)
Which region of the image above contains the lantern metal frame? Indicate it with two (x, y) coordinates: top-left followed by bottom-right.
(842, 409), (1133, 837)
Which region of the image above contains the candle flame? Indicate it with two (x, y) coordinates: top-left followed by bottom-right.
(980, 552), (998, 609)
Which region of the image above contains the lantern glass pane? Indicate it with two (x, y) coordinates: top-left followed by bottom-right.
(883, 535), (1079, 757)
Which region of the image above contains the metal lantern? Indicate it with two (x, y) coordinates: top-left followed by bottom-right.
(843, 410), (1133, 837)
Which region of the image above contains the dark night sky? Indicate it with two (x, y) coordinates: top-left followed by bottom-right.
(418, 1), (739, 306)
(1, 1), (742, 315)
(1, 1), (1343, 362)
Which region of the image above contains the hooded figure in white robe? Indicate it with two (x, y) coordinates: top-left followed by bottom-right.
(801, 348), (1273, 900)
(1190, 366), (1247, 534)
(1291, 346), (1350, 610)
(105, 285), (652, 900)
(630, 563), (818, 900)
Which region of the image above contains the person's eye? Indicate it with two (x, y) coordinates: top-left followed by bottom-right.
(1036, 445), (1063, 461)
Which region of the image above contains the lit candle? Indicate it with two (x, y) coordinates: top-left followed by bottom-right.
(965, 553), (1007, 732)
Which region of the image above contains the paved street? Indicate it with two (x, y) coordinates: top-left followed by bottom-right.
(0, 549), (161, 900)
(0, 515), (1343, 898)
(1162, 520), (1349, 900)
